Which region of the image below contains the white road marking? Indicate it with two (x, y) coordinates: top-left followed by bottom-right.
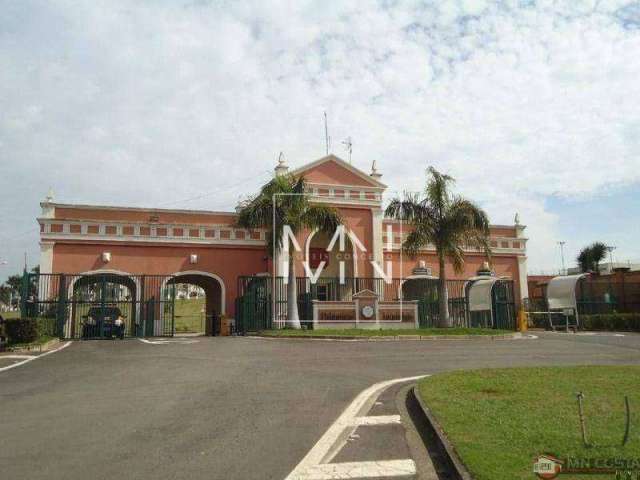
(1, 355), (36, 360)
(137, 338), (199, 345)
(285, 374), (427, 480)
(0, 341), (72, 373)
(245, 336), (360, 342)
(296, 459), (416, 479)
(350, 415), (402, 426)
(547, 332), (626, 337)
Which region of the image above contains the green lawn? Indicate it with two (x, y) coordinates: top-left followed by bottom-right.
(1, 310), (20, 319)
(418, 366), (640, 480)
(174, 298), (205, 333)
(258, 327), (512, 337)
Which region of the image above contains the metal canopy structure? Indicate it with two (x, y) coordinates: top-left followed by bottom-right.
(546, 273), (588, 311)
(545, 273), (589, 330)
(468, 277), (501, 313)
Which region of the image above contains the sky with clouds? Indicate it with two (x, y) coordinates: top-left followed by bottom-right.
(1, 0), (640, 282)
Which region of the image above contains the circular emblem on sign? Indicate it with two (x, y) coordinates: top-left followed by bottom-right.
(361, 305), (375, 318)
(533, 455), (563, 479)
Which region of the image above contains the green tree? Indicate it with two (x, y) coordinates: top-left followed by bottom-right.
(385, 167), (491, 327)
(236, 174), (342, 328)
(5, 274), (22, 296)
(577, 242), (608, 274)
(0, 284), (11, 305)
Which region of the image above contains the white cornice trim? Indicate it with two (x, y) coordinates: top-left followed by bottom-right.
(38, 217), (239, 228)
(40, 202), (238, 216)
(306, 181), (385, 192)
(310, 196), (382, 208)
(40, 233), (266, 246)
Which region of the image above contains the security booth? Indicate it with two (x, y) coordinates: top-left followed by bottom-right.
(545, 273), (588, 331)
(400, 278), (468, 328)
(466, 276), (516, 330)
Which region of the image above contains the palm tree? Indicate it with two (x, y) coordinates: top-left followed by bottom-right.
(577, 242), (608, 274)
(385, 167), (491, 327)
(236, 174), (342, 328)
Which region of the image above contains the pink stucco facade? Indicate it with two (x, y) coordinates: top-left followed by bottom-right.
(39, 155), (529, 319)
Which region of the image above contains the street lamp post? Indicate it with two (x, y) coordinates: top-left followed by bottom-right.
(606, 245), (616, 273)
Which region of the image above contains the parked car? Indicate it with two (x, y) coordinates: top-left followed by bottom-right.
(82, 307), (126, 339)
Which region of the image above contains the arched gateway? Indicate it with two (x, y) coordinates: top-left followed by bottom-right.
(36, 154), (529, 338)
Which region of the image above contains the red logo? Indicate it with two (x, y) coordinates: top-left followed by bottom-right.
(533, 455), (563, 479)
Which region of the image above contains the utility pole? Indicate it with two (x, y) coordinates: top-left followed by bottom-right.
(558, 241), (566, 275)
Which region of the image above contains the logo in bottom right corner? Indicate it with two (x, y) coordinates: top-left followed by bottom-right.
(533, 455), (564, 479)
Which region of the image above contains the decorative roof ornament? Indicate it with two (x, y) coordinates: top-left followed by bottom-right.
(275, 152), (289, 176)
(45, 188), (54, 203)
(514, 212), (520, 225)
(411, 260), (432, 277)
(370, 160), (382, 179)
(477, 261), (493, 276)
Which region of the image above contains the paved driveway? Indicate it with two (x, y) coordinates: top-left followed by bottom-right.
(1, 333), (640, 480)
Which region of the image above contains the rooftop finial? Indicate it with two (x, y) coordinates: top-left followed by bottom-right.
(45, 187), (54, 203)
(275, 152), (289, 176)
(514, 212), (520, 225)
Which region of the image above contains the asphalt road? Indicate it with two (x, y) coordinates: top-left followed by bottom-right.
(1, 332), (640, 480)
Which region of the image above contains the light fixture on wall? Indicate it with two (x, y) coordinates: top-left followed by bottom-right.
(190, 254), (198, 264)
(102, 252), (111, 263)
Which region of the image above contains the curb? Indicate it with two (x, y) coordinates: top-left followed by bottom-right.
(252, 332), (520, 341)
(3, 338), (60, 354)
(408, 386), (474, 480)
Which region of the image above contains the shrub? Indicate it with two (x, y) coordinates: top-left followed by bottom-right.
(5, 318), (39, 344)
(581, 313), (640, 332)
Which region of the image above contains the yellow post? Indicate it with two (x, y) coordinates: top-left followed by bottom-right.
(518, 304), (528, 332)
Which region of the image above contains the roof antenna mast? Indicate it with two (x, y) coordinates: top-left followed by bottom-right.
(324, 111), (330, 155)
(341, 136), (353, 163)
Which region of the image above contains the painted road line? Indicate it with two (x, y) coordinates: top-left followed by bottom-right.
(350, 415), (402, 426)
(137, 338), (199, 345)
(246, 336), (360, 342)
(285, 375), (427, 480)
(0, 341), (72, 373)
(1, 355), (36, 360)
(296, 459), (416, 479)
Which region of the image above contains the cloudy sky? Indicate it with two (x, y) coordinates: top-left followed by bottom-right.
(1, 0), (640, 282)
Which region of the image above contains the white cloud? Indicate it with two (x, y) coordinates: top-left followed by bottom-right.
(1, 0), (640, 278)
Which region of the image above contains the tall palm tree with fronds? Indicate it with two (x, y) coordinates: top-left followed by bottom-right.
(236, 174), (342, 328)
(385, 167), (491, 327)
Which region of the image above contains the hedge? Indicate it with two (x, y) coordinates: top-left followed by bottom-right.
(4, 318), (39, 344)
(581, 313), (640, 332)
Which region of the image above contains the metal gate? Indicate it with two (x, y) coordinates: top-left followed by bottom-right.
(20, 273), (176, 339)
(468, 280), (516, 330)
(235, 276), (518, 333)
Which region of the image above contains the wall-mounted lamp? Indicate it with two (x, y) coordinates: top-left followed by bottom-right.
(190, 254), (198, 264)
(102, 252), (111, 263)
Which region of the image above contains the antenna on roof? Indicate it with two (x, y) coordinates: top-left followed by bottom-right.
(323, 111), (330, 155)
(341, 137), (352, 163)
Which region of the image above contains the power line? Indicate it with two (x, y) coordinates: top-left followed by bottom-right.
(155, 170), (272, 208)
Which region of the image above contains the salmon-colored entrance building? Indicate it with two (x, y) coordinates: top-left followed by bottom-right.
(38, 155), (529, 325)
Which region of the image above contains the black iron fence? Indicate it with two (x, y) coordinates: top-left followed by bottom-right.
(20, 272), (176, 339)
(236, 276), (516, 333)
